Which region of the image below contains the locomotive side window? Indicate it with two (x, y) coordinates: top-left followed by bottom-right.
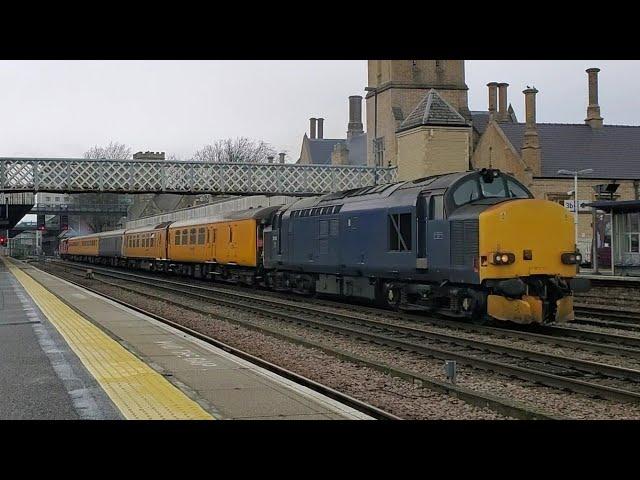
(388, 213), (412, 251)
(453, 179), (480, 206)
(429, 195), (444, 220)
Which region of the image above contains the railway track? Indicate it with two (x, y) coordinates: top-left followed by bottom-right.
(573, 304), (640, 332)
(49, 259), (640, 356)
(42, 259), (640, 407)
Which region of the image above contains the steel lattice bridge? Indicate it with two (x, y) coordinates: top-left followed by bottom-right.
(0, 157), (397, 195)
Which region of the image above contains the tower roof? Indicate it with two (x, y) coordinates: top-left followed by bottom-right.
(398, 89), (468, 132)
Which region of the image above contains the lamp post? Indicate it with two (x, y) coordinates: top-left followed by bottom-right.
(557, 168), (594, 250)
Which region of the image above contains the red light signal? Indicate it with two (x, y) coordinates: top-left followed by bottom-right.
(0, 235), (7, 247)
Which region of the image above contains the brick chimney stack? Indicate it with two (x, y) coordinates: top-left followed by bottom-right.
(585, 68), (603, 128)
(521, 87), (541, 175)
(317, 118), (324, 139)
(278, 152), (286, 164)
(309, 118), (317, 139)
(347, 95), (364, 139)
(497, 83), (509, 122)
(487, 82), (498, 119)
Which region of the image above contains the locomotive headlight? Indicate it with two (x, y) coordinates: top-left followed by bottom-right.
(491, 252), (515, 265)
(561, 252), (582, 265)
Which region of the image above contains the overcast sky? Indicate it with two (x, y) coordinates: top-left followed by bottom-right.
(1, 60), (638, 162)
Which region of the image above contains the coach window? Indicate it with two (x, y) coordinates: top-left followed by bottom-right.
(150, 234), (155, 247)
(190, 228), (197, 244)
(198, 228), (205, 245)
(136, 236), (140, 248)
(229, 226), (234, 243)
(181, 229), (188, 245)
(175, 231), (181, 245)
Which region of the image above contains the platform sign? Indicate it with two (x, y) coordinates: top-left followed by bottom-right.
(563, 199), (591, 213)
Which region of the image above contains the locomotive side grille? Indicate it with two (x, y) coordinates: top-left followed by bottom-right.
(451, 220), (479, 267)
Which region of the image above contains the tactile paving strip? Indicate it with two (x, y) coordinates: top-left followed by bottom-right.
(3, 258), (213, 420)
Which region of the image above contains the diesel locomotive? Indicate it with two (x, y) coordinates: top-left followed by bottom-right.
(61, 169), (588, 325)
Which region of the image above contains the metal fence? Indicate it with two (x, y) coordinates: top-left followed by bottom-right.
(0, 158), (397, 195)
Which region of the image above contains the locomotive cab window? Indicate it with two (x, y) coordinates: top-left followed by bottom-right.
(389, 213), (412, 251)
(506, 179), (531, 199)
(453, 178), (480, 206)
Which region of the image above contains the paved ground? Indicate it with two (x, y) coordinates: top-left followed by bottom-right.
(0, 261), (122, 419)
(1, 257), (370, 420)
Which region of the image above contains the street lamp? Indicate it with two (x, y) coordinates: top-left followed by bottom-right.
(557, 168), (594, 250)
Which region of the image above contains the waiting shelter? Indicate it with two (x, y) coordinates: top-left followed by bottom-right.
(586, 200), (640, 276)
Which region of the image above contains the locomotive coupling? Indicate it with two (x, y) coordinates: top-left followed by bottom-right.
(493, 278), (526, 298)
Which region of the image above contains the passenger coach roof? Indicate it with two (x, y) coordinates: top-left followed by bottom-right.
(169, 205), (281, 229)
(68, 229), (125, 240)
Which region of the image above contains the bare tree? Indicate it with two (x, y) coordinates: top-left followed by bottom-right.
(84, 141), (132, 160)
(193, 137), (276, 163)
(72, 141), (132, 233)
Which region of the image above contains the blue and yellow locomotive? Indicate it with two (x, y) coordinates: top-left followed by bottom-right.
(263, 169), (588, 324)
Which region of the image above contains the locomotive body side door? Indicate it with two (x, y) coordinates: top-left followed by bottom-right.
(426, 194), (450, 280)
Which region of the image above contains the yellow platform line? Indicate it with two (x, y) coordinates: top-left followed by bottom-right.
(3, 258), (213, 420)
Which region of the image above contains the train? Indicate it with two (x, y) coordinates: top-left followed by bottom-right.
(60, 168), (590, 325)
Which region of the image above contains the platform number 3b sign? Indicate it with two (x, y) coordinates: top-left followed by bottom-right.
(563, 199), (591, 213)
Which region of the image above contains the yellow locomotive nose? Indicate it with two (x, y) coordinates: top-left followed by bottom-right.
(479, 199), (576, 281)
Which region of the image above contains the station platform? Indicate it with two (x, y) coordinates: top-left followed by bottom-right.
(578, 270), (640, 283)
(0, 256), (370, 420)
